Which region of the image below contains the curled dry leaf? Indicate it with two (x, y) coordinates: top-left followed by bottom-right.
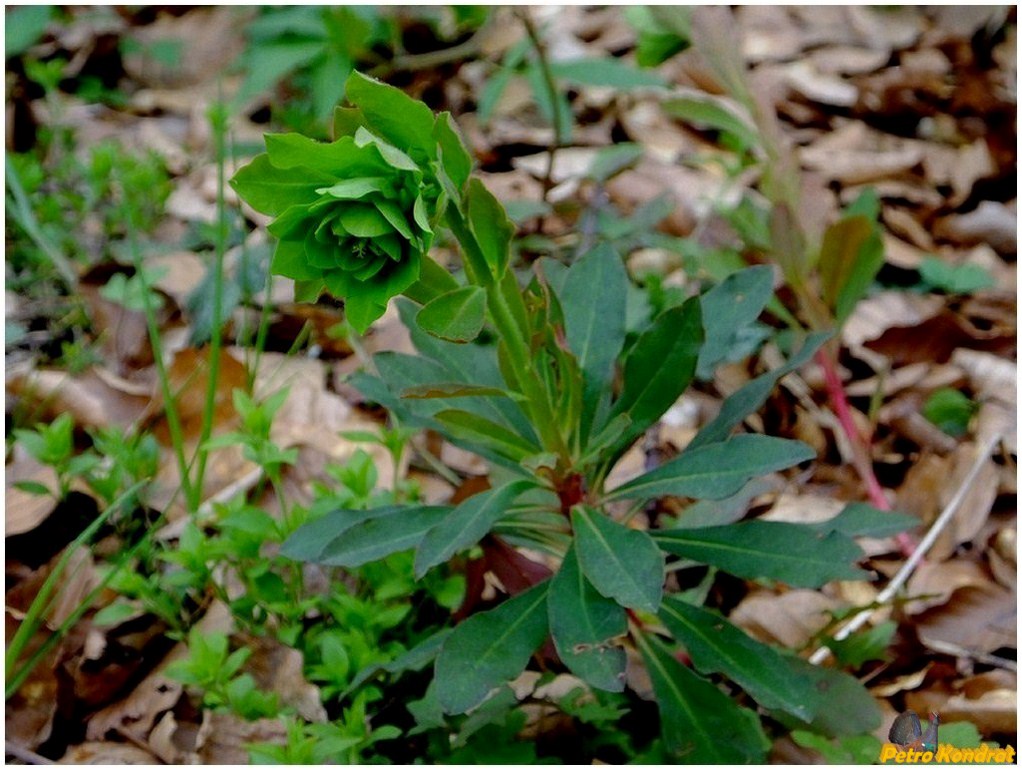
(242, 635), (328, 723)
(903, 559), (989, 616)
(915, 583), (1016, 656)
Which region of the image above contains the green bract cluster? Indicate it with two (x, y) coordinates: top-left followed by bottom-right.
(231, 72), (461, 333)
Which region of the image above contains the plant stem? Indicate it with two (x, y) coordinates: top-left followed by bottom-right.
(517, 10), (563, 206)
(193, 99), (230, 509)
(816, 346), (915, 556)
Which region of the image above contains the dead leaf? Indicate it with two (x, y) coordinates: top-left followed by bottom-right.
(786, 60), (859, 107)
(7, 367), (153, 432)
(936, 201), (1017, 255)
(729, 589), (841, 648)
(5, 451), (59, 537)
(916, 583), (1016, 656)
(904, 559), (989, 615)
(242, 635), (327, 723)
(842, 291), (943, 352)
(59, 741), (158, 764)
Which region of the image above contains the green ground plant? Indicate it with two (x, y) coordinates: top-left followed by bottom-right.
(229, 71), (911, 761)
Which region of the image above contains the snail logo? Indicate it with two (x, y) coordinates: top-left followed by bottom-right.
(879, 710), (1016, 764)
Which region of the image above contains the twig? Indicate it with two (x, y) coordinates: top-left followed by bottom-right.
(5, 741), (54, 765)
(809, 430), (1002, 665)
(367, 20), (492, 77)
(517, 9), (564, 210)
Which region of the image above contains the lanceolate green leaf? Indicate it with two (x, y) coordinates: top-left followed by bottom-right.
(549, 57), (668, 90)
(783, 657), (882, 737)
(572, 506), (663, 613)
(636, 631), (769, 762)
(813, 502), (919, 538)
(689, 332), (830, 449)
(435, 581), (550, 714)
(434, 409), (541, 463)
(415, 480), (536, 578)
(696, 265), (774, 379)
(560, 245), (628, 445)
(605, 435), (814, 501)
(655, 521), (870, 587)
(659, 596), (820, 721)
(606, 297), (702, 454)
(416, 285), (487, 343)
(548, 545), (627, 692)
(303, 505), (450, 568)
(281, 506), (410, 562)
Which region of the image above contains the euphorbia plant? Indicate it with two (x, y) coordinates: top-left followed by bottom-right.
(232, 72), (906, 761)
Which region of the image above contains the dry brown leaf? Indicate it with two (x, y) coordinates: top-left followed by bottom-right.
(904, 559), (992, 616)
(842, 291), (944, 352)
(936, 200), (1017, 255)
(242, 635), (327, 723)
(785, 60), (859, 107)
(916, 583), (1016, 656)
(800, 122), (924, 185)
(5, 451), (59, 537)
(907, 685), (1016, 737)
(192, 711), (288, 764)
(871, 665), (931, 697)
(729, 589), (841, 648)
(58, 741), (159, 764)
(7, 367), (153, 432)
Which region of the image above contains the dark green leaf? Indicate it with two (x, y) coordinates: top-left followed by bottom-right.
(689, 331), (830, 449)
(548, 545), (627, 692)
(467, 178), (515, 277)
(782, 657), (881, 737)
(572, 506), (663, 613)
(13, 480), (52, 497)
(659, 596), (820, 721)
(435, 581), (549, 714)
(813, 503), (919, 538)
(549, 58), (667, 90)
(415, 480), (535, 577)
(636, 631), (769, 762)
(560, 245), (628, 444)
(655, 521), (870, 587)
(343, 628), (452, 699)
(434, 409), (541, 462)
(344, 71), (437, 157)
(285, 505), (450, 568)
(606, 297), (702, 453)
(401, 382), (517, 400)
(415, 285), (487, 343)
(696, 265), (774, 379)
(606, 435), (814, 501)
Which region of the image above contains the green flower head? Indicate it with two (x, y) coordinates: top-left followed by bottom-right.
(231, 126), (441, 332)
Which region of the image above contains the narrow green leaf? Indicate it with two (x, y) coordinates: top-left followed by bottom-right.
(818, 216), (874, 320)
(659, 596), (820, 721)
(415, 285), (487, 343)
(587, 144), (644, 183)
(813, 503), (919, 538)
(548, 545), (627, 692)
(280, 506), (399, 562)
(689, 331), (830, 449)
(466, 178), (514, 277)
(572, 506), (663, 613)
(655, 521), (870, 587)
(549, 58), (667, 90)
(606, 435), (814, 501)
(434, 409), (541, 462)
(636, 631), (769, 762)
(401, 382), (517, 400)
(561, 245), (628, 445)
(344, 71), (437, 157)
(662, 91), (760, 152)
(434, 111), (473, 192)
(435, 581), (550, 714)
(606, 297), (702, 453)
(415, 480), (535, 578)
(303, 505), (449, 568)
(696, 265), (774, 379)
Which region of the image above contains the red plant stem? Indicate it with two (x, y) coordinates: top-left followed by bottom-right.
(816, 348), (916, 557)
